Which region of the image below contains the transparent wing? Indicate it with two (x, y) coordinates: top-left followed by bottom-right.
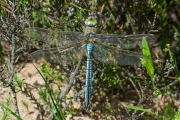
(94, 34), (156, 49)
(93, 43), (143, 65)
(25, 27), (86, 48)
(29, 44), (86, 65)
(92, 34), (156, 65)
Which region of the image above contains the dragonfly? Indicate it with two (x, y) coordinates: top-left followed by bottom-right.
(25, 3), (156, 109)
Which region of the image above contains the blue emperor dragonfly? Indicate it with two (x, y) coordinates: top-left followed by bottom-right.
(25, 15), (156, 108)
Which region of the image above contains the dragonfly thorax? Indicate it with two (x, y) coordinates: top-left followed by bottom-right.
(84, 16), (97, 39)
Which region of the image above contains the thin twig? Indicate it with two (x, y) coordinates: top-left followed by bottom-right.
(129, 78), (143, 119)
(160, 77), (179, 90)
(48, 47), (84, 120)
(59, 48), (84, 99)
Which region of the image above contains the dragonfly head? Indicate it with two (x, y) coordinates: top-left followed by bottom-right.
(85, 16), (97, 27)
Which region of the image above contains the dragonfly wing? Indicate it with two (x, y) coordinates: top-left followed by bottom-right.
(29, 44), (86, 65)
(93, 43), (143, 65)
(25, 27), (85, 48)
(94, 34), (156, 49)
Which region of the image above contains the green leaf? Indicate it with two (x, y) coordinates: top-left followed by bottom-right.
(173, 109), (180, 120)
(126, 105), (157, 115)
(0, 103), (23, 120)
(141, 37), (154, 78)
(31, 62), (66, 120)
(21, 100), (29, 110)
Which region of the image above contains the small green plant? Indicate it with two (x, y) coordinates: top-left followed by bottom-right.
(102, 66), (120, 87)
(125, 101), (178, 119)
(32, 62), (66, 120)
(21, 100), (29, 111)
(173, 109), (180, 120)
(164, 44), (179, 76)
(0, 95), (12, 120)
(158, 103), (176, 120)
(0, 102), (22, 120)
(107, 102), (114, 114)
(41, 62), (63, 82)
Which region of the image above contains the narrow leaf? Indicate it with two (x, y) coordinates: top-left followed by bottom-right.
(126, 105), (156, 115)
(141, 37), (154, 77)
(0, 103), (22, 120)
